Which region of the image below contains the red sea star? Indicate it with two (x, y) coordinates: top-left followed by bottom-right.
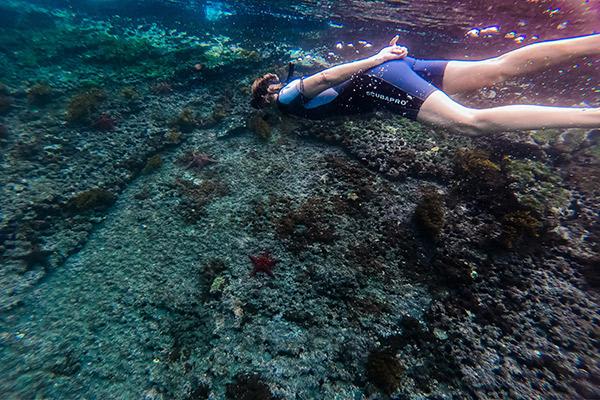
(185, 152), (217, 170)
(93, 113), (116, 131)
(249, 252), (277, 277)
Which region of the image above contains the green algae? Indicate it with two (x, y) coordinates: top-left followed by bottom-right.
(504, 157), (570, 215)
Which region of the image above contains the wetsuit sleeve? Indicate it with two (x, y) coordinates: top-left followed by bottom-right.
(278, 80), (304, 105)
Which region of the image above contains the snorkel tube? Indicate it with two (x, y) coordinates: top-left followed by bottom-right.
(285, 62), (295, 83)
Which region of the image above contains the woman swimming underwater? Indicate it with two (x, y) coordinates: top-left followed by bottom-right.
(251, 34), (600, 136)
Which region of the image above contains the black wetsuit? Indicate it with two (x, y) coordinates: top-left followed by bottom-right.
(276, 56), (448, 121)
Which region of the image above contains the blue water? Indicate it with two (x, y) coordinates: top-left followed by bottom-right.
(1, 1), (599, 399)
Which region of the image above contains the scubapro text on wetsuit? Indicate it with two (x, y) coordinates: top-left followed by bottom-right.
(365, 91), (409, 106)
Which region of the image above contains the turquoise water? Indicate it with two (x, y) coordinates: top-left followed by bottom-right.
(1, 1), (599, 399)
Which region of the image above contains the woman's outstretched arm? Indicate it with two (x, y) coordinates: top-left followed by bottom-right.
(300, 36), (408, 98)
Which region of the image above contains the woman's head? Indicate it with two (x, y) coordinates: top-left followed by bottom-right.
(251, 73), (283, 109)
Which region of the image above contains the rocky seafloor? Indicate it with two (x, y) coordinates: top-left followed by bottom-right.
(1, 1), (599, 399)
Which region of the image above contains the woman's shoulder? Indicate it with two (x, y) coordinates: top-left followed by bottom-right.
(278, 79), (303, 105)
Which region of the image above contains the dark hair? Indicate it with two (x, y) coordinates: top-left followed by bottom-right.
(251, 73), (279, 109)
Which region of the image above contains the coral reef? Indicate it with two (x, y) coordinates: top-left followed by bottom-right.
(249, 252), (277, 277)
(365, 348), (404, 395)
(27, 82), (52, 105)
(0, 94), (12, 114)
(174, 178), (229, 222)
(141, 154), (162, 175)
(66, 88), (106, 124)
(225, 373), (276, 400)
(92, 113), (116, 131)
(66, 188), (116, 212)
(151, 82), (174, 95)
(120, 86), (140, 101)
(178, 151), (217, 170)
(247, 114), (272, 140)
(171, 108), (198, 133)
(414, 187), (445, 240)
(274, 197), (337, 254)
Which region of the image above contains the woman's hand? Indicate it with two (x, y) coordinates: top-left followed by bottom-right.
(372, 35), (408, 64)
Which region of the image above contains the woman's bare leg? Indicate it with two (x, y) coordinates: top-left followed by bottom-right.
(472, 104), (600, 134)
(417, 91), (600, 136)
(442, 33), (600, 95)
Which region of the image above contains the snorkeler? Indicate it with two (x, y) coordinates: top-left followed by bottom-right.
(251, 34), (600, 136)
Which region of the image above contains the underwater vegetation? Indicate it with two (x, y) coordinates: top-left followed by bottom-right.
(26, 82), (53, 105)
(173, 178), (230, 222)
(414, 187), (445, 240)
(164, 128), (184, 145)
(141, 154), (163, 175)
(499, 210), (543, 249)
(151, 81), (174, 95)
(247, 113), (272, 140)
(200, 258), (227, 301)
(120, 86), (140, 101)
(66, 88), (106, 124)
(172, 108), (199, 133)
(66, 188), (117, 212)
(274, 197), (337, 254)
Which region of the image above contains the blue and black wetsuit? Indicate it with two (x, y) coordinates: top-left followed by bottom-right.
(276, 57), (448, 121)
